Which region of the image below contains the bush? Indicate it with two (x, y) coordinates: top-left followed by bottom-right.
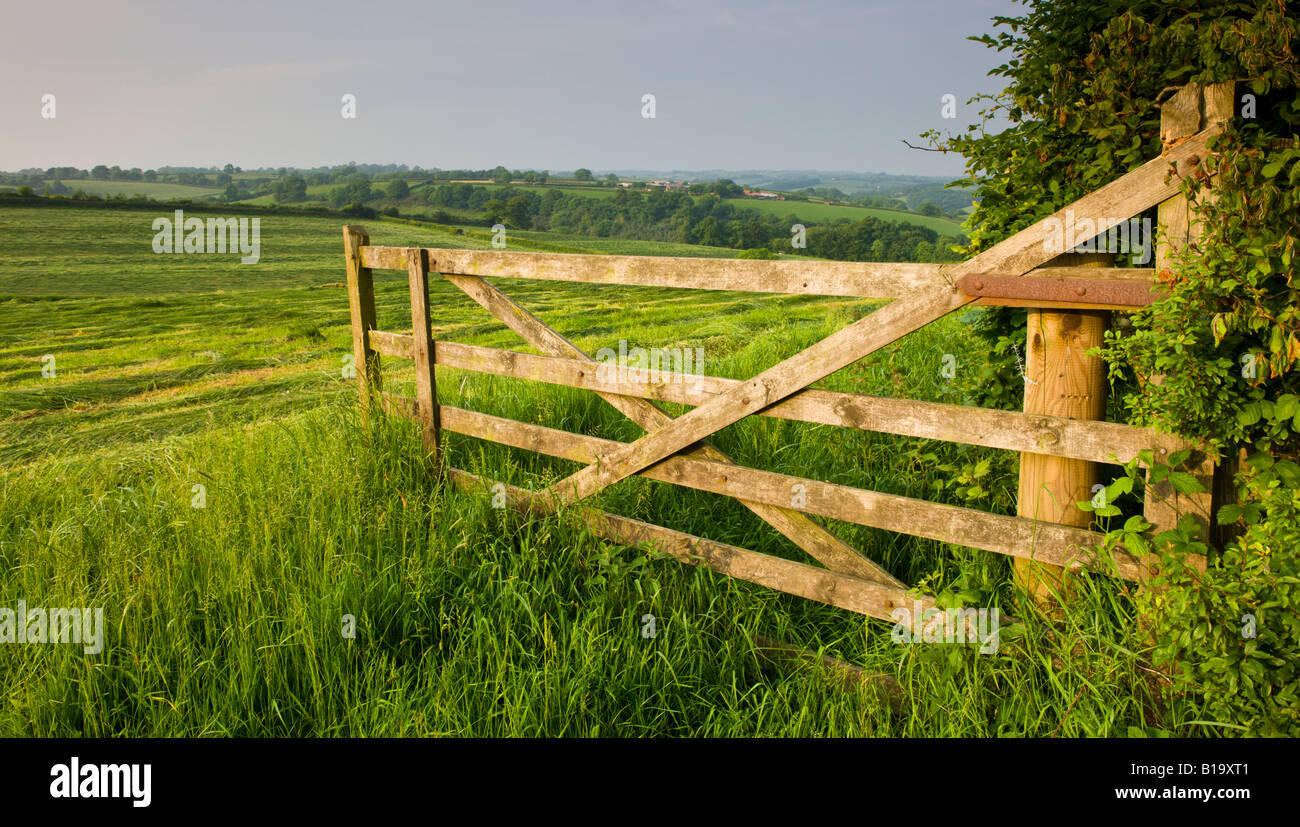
(929, 0), (1300, 734)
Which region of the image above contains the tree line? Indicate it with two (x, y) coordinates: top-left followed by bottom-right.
(430, 183), (964, 262)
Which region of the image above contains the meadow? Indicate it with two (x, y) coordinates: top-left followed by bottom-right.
(721, 197), (966, 236)
(0, 204), (1202, 736)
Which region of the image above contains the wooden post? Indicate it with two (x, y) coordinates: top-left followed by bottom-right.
(343, 225), (380, 421)
(1015, 252), (1111, 601)
(1144, 82), (1234, 541)
(407, 247), (441, 467)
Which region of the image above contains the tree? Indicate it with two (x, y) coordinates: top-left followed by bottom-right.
(504, 195), (532, 229)
(386, 179), (410, 199)
(491, 165), (511, 184)
(573, 168), (593, 181)
(917, 201), (943, 217)
(274, 174), (308, 203)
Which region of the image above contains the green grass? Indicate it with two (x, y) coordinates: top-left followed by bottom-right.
(49, 180), (224, 200)
(726, 197), (966, 236)
(0, 203), (1213, 736)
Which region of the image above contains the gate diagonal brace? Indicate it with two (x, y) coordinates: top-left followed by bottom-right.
(439, 270), (905, 588)
(541, 128), (1218, 508)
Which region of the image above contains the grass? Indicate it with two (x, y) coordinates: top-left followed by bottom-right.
(47, 180), (224, 200)
(0, 202), (1210, 736)
(726, 197), (966, 236)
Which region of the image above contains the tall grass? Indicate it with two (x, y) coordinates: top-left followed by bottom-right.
(0, 205), (1213, 736)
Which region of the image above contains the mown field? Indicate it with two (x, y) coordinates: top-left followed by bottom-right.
(0, 204), (1199, 736)
(729, 197), (966, 236)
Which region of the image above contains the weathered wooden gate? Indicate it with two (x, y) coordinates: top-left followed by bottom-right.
(342, 84), (1224, 624)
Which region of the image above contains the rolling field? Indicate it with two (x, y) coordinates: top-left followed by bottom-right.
(728, 198), (966, 236)
(0, 204), (1193, 736)
(47, 180), (224, 200)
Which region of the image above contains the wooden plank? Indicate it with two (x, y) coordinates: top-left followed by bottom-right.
(362, 247), (953, 298)
(422, 338), (1186, 467)
(445, 468), (925, 622)
(439, 271), (904, 587)
(437, 404), (1170, 579)
(368, 329), (411, 359)
(361, 246), (1156, 297)
(406, 248), (440, 465)
(343, 225), (380, 421)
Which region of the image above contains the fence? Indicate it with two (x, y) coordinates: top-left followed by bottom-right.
(341, 82), (1227, 624)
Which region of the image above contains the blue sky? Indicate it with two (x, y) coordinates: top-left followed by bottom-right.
(1, 0), (1023, 176)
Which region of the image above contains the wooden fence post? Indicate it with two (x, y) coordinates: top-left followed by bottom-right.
(406, 247), (441, 468)
(343, 225), (380, 421)
(1015, 252), (1112, 601)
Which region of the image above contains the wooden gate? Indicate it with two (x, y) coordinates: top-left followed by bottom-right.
(341, 89), (1222, 623)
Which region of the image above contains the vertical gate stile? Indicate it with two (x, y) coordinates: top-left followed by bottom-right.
(407, 247), (441, 470)
(343, 225), (380, 422)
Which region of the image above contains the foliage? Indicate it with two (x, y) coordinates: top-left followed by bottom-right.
(427, 182), (963, 261)
(930, 0), (1300, 734)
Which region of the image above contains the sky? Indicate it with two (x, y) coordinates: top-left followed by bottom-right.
(0, 0), (1023, 177)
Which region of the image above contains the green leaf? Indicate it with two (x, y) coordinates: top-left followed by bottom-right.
(1216, 504), (1244, 525)
(1169, 471), (1207, 495)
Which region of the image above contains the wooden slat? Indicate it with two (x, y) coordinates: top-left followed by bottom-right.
(362, 247), (952, 298)
(445, 468), (925, 622)
(368, 329), (411, 359)
(420, 338), (1186, 467)
(359, 248), (1159, 297)
(407, 248), (440, 464)
(439, 271), (904, 587)
(437, 404), (1173, 580)
(343, 225), (380, 420)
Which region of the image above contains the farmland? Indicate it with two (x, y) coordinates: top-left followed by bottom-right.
(726, 197), (966, 236)
(0, 202), (1192, 737)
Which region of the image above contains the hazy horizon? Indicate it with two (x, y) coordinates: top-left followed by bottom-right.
(2, 0), (1019, 178)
